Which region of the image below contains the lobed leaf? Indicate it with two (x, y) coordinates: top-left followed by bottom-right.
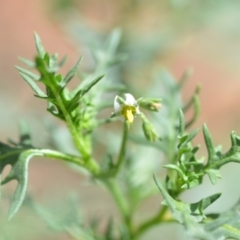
(178, 108), (185, 136)
(34, 32), (45, 58)
(17, 71), (46, 97)
(60, 56), (83, 88)
(154, 174), (221, 224)
(0, 146), (44, 219)
(203, 123), (216, 164)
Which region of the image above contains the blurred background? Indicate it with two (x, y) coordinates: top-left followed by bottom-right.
(1, 0), (240, 239)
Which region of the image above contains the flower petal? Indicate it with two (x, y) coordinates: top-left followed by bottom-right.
(114, 95), (122, 113)
(135, 106), (141, 115)
(124, 93), (136, 106)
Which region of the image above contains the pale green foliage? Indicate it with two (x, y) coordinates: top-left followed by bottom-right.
(1, 31), (240, 240)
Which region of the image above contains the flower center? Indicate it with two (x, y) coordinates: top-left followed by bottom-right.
(121, 106), (136, 124)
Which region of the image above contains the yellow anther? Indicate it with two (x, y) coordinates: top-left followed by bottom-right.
(125, 109), (134, 124)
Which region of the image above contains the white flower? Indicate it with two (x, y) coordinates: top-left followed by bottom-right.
(113, 93), (141, 124)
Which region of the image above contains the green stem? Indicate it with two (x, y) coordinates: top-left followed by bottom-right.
(0, 148), (86, 167)
(104, 179), (132, 236)
(39, 149), (85, 166)
(55, 95), (100, 175)
(133, 205), (172, 238)
(114, 121), (129, 175)
(42, 71), (100, 175)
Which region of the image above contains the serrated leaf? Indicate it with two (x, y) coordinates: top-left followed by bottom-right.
(185, 128), (200, 144)
(205, 169), (222, 185)
(154, 175), (221, 224)
(78, 75), (105, 98)
(179, 128), (199, 148)
(0, 144), (83, 220)
(201, 198), (240, 239)
(0, 147), (44, 219)
(18, 56), (36, 68)
(163, 164), (188, 181)
(49, 53), (58, 69)
(190, 193), (221, 216)
(57, 55), (67, 68)
(181, 179), (201, 189)
(61, 56), (82, 87)
(34, 32), (45, 58)
(16, 66), (40, 81)
(17, 72), (47, 97)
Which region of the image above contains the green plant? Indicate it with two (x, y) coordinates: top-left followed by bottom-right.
(1, 31), (240, 240)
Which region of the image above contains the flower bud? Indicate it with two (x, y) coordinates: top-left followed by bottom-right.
(141, 115), (159, 142)
(139, 98), (162, 112)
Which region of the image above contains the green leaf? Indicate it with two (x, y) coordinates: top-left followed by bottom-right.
(203, 123), (215, 164)
(185, 94), (200, 129)
(0, 147), (44, 219)
(177, 68), (193, 88)
(106, 28), (122, 56)
(78, 75), (105, 98)
(17, 72), (46, 97)
(205, 169), (222, 185)
(18, 56), (35, 68)
(178, 128), (199, 148)
(49, 53), (58, 69)
(204, 203), (240, 239)
(163, 164), (188, 181)
(190, 193), (221, 216)
(153, 174), (221, 224)
(16, 66), (40, 81)
(57, 55), (67, 68)
(34, 32), (45, 58)
(60, 56), (83, 87)
(0, 142), (84, 220)
(178, 108), (185, 136)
